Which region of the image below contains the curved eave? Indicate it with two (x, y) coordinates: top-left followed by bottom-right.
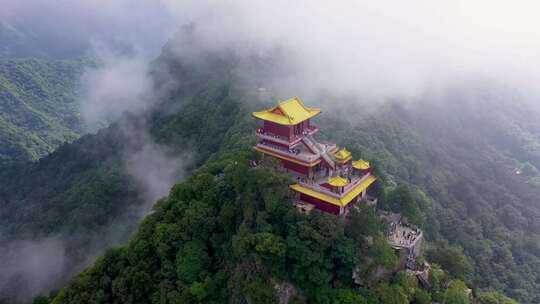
(335, 156), (352, 164)
(333, 149), (352, 161)
(252, 109), (321, 126)
(352, 160), (371, 170)
(291, 175), (377, 207)
(328, 176), (349, 187)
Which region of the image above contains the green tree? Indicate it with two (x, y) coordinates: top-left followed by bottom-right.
(244, 279), (274, 304)
(370, 235), (398, 268)
(346, 205), (382, 243)
(375, 283), (408, 304)
(444, 280), (470, 304)
(477, 291), (518, 304)
(387, 185), (423, 225)
(412, 288), (431, 304)
(427, 243), (473, 281)
(176, 241), (210, 284)
(333, 289), (368, 304)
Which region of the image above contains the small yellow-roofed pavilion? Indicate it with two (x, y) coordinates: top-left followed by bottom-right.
(352, 159), (370, 170)
(290, 175), (377, 207)
(252, 97), (321, 125)
(333, 148), (352, 162)
(328, 175), (349, 187)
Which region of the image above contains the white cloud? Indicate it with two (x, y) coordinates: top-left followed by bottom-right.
(159, 0), (540, 100)
(80, 50), (153, 127)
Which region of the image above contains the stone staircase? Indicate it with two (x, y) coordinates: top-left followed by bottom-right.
(302, 134), (335, 169)
(301, 134), (319, 154)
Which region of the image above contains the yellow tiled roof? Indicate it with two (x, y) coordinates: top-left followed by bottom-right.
(291, 175), (377, 207)
(333, 148), (352, 161)
(328, 176), (349, 187)
(252, 97), (321, 125)
(352, 159), (370, 170)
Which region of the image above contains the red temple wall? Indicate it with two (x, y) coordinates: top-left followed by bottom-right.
(283, 160), (310, 175)
(320, 183), (333, 190)
(300, 193), (340, 214)
(262, 120), (313, 140)
(293, 122), (305, 136)
(264, 121), (292, 139)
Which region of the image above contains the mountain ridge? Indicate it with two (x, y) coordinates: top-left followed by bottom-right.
(0, 57), (88, 163)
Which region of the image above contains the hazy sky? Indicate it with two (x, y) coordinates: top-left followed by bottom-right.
(4, 0), (540, 101)
(1, 0), (177, 58)
(161, 0), (540, 99)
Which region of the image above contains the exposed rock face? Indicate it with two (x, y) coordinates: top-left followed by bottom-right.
(352, 211), (428, 288)
(352, 257), (394, 288)
(274, 281), (302, 304)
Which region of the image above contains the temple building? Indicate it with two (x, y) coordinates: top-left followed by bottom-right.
(253, 97), (377, 216)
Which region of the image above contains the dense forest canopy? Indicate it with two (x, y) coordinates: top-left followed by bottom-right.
(0, 58), (88, 163)
(35, 146), (484, 304)
(320, 91), (540, 302)
(35, 79), (538, 302)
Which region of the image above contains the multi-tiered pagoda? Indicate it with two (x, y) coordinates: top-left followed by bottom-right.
(253, 97), (377, 216)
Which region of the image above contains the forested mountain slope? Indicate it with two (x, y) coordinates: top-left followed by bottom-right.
(48, 86), (540, 303)
(40, 87), (535, 303)
(2, 36), (539, 303)
(0, 58), (87, 163)
(0, 75), (247, 302)
(42, 151), (427, 304)
(319, 90), (540, 302)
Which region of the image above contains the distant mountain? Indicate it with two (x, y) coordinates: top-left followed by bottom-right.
(0, 58), (87, 163)
(319, 88), (540, 303)
(0, 20), (84, 59)
(0, 51), (248, 302)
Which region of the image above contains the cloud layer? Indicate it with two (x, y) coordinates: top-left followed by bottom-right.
(158, 0), (540, 101)
(5, 0), (539, 120)
(0, 236), (66, 301)
(6, 0), (540, 103)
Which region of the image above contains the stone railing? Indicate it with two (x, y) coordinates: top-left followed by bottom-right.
(343, 174), (370, 193)
(257, 142), (320, 163)
(256, 126), (319, 146)
(298, 173), (371, 200)
(298, 180), (341, 198)
(256, 132), (292, 146)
